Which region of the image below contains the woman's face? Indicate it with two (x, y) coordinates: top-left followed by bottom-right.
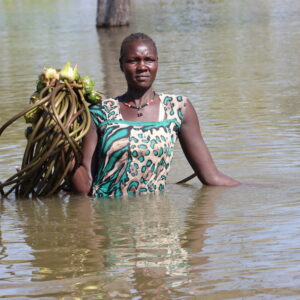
(120, 40), (158, 91)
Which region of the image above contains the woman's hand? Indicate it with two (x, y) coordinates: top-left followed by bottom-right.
(71, 121), (98, 195)
(178, 99), (240, 187)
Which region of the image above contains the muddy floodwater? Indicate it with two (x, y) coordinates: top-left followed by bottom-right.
(1, 0), (300, 298)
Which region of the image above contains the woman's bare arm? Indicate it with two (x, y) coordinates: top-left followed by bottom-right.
(71, 121), (98, 195)
(178, 99), (240, 186)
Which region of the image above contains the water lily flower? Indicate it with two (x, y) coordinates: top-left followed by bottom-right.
(59, 61), (78, 82)
(73, 64), (80, 81)
(44, 68), (59, 81)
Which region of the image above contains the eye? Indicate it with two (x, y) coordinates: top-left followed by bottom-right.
(145, 57), (156, 62)
(125, 58), (136, 64)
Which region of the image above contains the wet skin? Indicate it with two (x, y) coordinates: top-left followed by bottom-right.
(120, 40), (158, 92)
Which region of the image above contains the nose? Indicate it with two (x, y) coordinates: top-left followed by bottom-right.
(136, 60), (147, 71)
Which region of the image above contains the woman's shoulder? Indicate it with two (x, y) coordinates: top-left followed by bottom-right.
(159, 93), (188, 111)
(159, 93), (188, 106)
(88, 98), (120, 125)
(158, 93), (188, 123)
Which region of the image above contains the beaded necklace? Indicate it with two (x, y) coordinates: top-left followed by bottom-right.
(121, 98), (155, 117)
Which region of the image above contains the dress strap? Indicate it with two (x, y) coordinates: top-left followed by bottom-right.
(159, 93), (188, 124)
(158, 101), (166, 121)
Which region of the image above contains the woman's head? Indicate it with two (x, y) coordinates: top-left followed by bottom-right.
(119, 33), (158, 91)
(119, 33), (157, 62)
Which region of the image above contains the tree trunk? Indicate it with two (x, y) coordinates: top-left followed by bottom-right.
(96, 27), (130, 97)
(96, 0), (130, 27)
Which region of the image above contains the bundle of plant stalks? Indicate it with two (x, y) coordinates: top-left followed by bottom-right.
(0, 62), (102, 198)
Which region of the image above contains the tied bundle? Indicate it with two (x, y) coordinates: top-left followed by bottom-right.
(0, 62), (102, 198)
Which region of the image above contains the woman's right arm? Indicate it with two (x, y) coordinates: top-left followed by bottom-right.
(71, 121), (98, 195)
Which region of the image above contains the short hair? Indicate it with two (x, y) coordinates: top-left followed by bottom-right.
(119, 32), (157, 61)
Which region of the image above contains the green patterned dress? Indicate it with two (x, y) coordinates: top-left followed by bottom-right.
(89, 93), (188, 198)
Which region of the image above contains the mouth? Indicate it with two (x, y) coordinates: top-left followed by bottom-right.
(135, 75), (149, 81)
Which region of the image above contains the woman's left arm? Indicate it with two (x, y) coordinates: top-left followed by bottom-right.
(178, 99), (240, 186)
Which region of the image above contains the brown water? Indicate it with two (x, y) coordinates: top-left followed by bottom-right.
(1, 0), (300, 298)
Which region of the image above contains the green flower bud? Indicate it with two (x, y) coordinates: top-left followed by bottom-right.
(81, 76), (95, 94)
(87, 90), (102, 104)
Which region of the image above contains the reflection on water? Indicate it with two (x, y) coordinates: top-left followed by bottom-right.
(1, 185), (300, 298)
(1, 0), (300, 298)
(0, 192), (191, 298)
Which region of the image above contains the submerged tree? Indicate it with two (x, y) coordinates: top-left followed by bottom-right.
(96, 0), (130, 27)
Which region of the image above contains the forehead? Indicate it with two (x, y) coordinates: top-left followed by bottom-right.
(123, 40), (157, 57)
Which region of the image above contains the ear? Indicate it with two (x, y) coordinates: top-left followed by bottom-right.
(119, 58), (124, 72)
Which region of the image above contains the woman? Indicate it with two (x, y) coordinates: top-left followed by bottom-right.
(72, 32), (239, 197)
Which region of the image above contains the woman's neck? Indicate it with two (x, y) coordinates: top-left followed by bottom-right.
(123, 88), (155, 106)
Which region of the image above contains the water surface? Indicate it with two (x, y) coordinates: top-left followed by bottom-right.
(1, 0), (300, 298)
